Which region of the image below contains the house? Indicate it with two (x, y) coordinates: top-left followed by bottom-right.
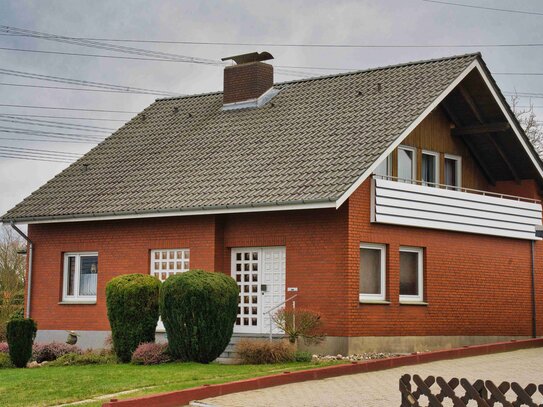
(3, 52), (543, 355)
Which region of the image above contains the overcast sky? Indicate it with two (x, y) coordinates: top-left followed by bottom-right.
(0, 0), (542, 222)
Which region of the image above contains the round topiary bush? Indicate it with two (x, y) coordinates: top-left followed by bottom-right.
(106, 274), (161, 362)
(6, 317), (37, 368)
(160, 269), (238, 363)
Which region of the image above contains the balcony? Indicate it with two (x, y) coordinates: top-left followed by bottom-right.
(371, 176), (542, 240)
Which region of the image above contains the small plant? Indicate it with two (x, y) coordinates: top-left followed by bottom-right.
(0, 353), (13, 368)
(236, 340), (295, 364)
(272, 308), (325, 345)
(106, 274), (161, 362)
(32, 342), (82, 363)
(48, 350), (117, 366)
(131, 342), (170, 365)
(0, 342), (8, 353)
(6, 317), (37, 368)
(294, 350), (313, 362)
(160, 269), (238, 363)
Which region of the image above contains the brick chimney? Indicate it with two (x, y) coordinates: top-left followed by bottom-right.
(222, 52), (274, 106)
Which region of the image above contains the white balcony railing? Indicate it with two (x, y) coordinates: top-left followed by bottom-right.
(371, 176), (542, 240)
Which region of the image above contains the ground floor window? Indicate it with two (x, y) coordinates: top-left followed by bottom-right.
(62, 252), (98, 302)
(150, 249), (190, 282)
(399, 246), (424, 302)
(359, 243), (386, 301)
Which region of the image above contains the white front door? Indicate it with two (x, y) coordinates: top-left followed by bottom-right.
(231, 247), (286, 334)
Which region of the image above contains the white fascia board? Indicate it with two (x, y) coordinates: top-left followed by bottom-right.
(335, 59), (543, 209)
(8, 200), (336, 225)
(334, 60), (480, 209)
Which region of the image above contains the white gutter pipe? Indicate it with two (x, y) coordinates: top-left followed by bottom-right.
(10, 222), (33, 318)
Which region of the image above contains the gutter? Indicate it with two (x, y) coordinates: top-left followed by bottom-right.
(10, 222), (33, 319)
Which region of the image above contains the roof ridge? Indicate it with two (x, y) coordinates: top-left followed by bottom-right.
(157, 52), (481, 102)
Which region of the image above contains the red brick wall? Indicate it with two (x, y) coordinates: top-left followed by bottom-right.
(346, 178), (543, 337)
(223, 62), (273, 104)
(26, 184), (542, 338)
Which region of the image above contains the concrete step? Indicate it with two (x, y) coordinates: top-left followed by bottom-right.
(216, 334), (287, 364)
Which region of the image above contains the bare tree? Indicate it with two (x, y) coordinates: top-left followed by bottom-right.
(0, 225), (26, 339)
(510, 95), (543, 157)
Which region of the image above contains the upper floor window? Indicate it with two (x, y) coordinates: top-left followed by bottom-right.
(359, 243), (386, 302)
(399, 246), (424, 303)
(421, 151), (439, 186)
(63, 252), (98, 302)
(444, 154), (462, 189)
(398, 146), (416, 182)
(150, 249), (190, 282)
(374, 153), (392, 178)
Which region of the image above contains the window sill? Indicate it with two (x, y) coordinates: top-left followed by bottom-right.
(399, 301), (428, 306)
(58, 300), (96, 305)
(359, 300), (391, 305)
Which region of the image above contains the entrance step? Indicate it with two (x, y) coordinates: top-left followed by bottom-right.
(216, 334), (286, 364)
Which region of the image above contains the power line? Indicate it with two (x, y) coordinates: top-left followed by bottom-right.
(0, 103), (137, 114)
(421, 0), (543, 16)
(0, 153), (74, 163)
(0, 67), (180, 96)
(0, 136), (95, 144)
(0, 82), (166, 94)
(0, 115), (115, 132)
(0, 145), (82, 157)
(0, 126), (104, 142)
(2, 33), (542, 48)
(0, 113), (127, 122)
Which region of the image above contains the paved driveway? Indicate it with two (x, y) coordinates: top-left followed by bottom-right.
(199, 348), (543, 407)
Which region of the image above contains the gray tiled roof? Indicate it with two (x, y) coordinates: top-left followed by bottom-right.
(2, 53), (479, 222)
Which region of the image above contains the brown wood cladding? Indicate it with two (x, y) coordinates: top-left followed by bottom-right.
(398, 106), (489, 190)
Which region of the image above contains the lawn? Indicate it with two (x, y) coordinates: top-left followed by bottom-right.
(0, 361), (339, 406)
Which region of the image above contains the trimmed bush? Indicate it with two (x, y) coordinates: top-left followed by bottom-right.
(6, 317), (37, 368)
(32, 342), (82, 363)
(48, 350), (116, 366)
(236, 340), (295, 364)
(160, 269), (238, 363)
(294, 350), (313, 362)
(131, 342), (170, 365)
(106, 274), (161, 362)
(0, 353), (12, 368)
(0, 342), (8, 353)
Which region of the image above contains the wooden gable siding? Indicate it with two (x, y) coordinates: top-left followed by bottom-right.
(394, 106), (489, 190)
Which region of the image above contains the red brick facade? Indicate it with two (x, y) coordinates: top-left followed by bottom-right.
(26, 178), (543, 338)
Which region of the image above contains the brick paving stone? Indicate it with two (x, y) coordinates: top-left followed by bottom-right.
(200, 348), (543, 407)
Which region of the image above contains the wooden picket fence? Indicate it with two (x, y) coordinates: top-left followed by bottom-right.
(400, 374), (543, 407)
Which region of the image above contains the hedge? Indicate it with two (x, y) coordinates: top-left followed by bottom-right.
(160, 269), (238, 363)
(106, 274), (161, 362)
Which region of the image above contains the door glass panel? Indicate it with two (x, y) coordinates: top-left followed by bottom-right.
(234, 250), (260, 329)
(398, 148), (414, 182)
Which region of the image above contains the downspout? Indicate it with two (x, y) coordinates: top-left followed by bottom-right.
(10, 222), (33, 319)
(531, 240), (538, 338)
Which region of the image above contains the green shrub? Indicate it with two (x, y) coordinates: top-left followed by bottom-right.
(236, 340), (295, 364)
(48, 351), (117, 366)
(6, 318), (37, 368)
(294, 350), (313, 362)
(106, 274), (161, 362)
(160, 269), (238, 363)
(0, 353), (13, 368)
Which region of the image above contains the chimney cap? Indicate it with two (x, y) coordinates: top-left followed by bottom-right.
(221, 51), (274, 65)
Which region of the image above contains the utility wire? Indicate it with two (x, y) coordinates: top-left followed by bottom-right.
(0, 145), (82, 157)
(0, 82), (169, 94)
(0, 115), (115, 131)
(0, 67), (180, 96)
(2, 33), (542, 48)
(0, 113), (127, 122)
(0, 126), (104, 142)
(0, 103), (137, 114)
(0, 136), (96, 144)
(421, 0), (543, 16)
(0, 153), (75, 163)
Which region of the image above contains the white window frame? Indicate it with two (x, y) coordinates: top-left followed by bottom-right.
(399, 246), (424, 303)
(421, 150), (440, 186)
(359, 243), (387, 302)
(397, 145), (417, 183)
(62, 252), (98, 302)
(150, 249), (190, 282)
(444, 154), (462, 189)
(374, 153), (392, 178)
